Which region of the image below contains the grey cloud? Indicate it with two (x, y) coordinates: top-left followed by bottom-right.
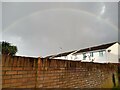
(2, 2), (118, 57)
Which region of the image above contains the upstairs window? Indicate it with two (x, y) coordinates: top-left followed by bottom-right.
(83, 53), (86, 60)
(99, 51), (103, 57)
(90, 52), (94, 57)
(74, 55), (78, 59)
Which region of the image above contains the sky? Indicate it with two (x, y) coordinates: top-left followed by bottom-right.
(2, 2), (118, 57)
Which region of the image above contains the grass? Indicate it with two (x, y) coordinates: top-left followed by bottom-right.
(112, 86), (120, 90)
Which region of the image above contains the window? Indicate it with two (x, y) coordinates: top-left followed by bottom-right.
(99, 51), (103, 57)
(83, 53), (86, 60)
(90, 52), (93, 57)
(74, 55), (78, 59)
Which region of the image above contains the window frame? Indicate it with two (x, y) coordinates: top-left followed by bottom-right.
(99, 51), (104, 57)
(90, 52), (94, 57)
(83, 53), (86, 60)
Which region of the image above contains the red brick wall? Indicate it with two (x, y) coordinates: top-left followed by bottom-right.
(37, 58), (118, 88)
(2, 55), (118, 88)
(2, 55), (38, 88)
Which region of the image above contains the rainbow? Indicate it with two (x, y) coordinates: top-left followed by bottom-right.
(3, 8), (118, 32)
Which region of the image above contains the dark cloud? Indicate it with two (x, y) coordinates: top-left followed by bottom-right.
(2, 2), (118, 57)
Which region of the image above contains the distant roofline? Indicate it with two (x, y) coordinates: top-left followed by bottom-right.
(45, 41), (118, 58)
(2, 54), (38, 59)
(45, 50), (76, 58)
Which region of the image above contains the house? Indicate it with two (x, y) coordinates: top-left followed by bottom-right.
(45, 50), (76, 59)
(45, 42), (120, 63)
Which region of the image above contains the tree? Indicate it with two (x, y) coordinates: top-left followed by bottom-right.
(0, 41), (18, 56)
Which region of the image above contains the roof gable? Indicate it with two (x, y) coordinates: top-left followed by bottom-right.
(74, 42), (116, 54)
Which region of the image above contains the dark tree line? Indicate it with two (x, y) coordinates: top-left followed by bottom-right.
(0, 41), (18, 56)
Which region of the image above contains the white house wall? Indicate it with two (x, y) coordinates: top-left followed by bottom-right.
(106, 43), (119, 63)
(54, 56), (67, 60)
(67, 50), (107, 63)
(54, 50), (107, 63)
(93, 51), (107, 63)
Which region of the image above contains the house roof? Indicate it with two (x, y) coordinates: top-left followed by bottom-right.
(73, 42), (116, 54)
(45, 50), (76, 59)
(45, 42), (117, 58)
